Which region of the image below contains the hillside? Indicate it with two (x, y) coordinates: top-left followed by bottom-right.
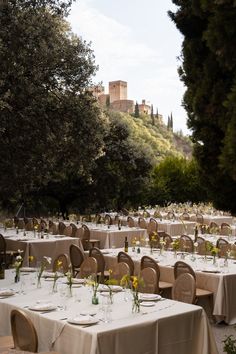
(107, 111), (192, 165)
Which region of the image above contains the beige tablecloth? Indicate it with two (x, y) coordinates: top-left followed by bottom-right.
(4, 232), (82, 266)
(103, 248), (236, 324)
(0, 271), (217, 354)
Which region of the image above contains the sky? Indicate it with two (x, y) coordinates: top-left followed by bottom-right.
(68, 0), (190, 135)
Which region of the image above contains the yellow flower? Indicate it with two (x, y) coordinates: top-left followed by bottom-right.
(28, 256), (34, 262)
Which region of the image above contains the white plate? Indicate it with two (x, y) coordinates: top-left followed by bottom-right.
(0, 289), (15, 297)
(140, 302), (156, 307)
(67, 316), (99, 325)
(139, 294), (162, 301)
(71, 278), (85, 284)
(98, 285), (122, 292)
(29, 304), (57, 311)
(80, 310), (97, 316)
(43, 272), (63, 278)
(21, 267), (36, 272)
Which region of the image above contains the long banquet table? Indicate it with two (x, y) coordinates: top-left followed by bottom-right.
(1, 229), (82, 266)
(0, 271), (217, 354)
(102, 247), (236, 325)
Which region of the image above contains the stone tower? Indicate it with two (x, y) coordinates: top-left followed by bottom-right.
(109, 80), (127, 103)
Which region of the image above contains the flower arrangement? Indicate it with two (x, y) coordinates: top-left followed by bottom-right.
(120, 275), (143, 313)
(205, 242), (219, 264)
(65, 268), (73, 297)
(172, 238), (180, 251)
(86, 275), (100, 304)
(53, 260), (63, 292)
(149, 232), (158, 253)
(14, 250), (23, 282)
(37, 256), (51, 288)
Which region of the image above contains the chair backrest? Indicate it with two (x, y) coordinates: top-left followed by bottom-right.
(69, 244), (85, 277)
(17, 220), (25, 230)
(49, 222), (58, 235)
(209, 222), (220, 234)
(196, 213), (204, 224)
(104, 214), (112, 225)
(140, 256), (160, 293)
(53, 253), (69, 274)
(117, 251), (134, 276)
(58, 222), (66, 235)
(172, 273), (196, 304)
(63, 225), (72, 237)
(74, 227), (83, 238)
(163, 233), (173, 250)
(179, 235), (194, 253)
(81, 224), (90, 240)
(197, 240), (212, 256)
(181, 212), (190, 221)
(25, 219), (34, 231)
(138, 217), (147, 229)
(127, 216), (135, 228)
(138, 267), (158, 294)
(220, 223), (231, 236)
(80, 257), (97, 278)
(70, 223), (78, 237)
(89, 247), (105, 274)
(166, 211), (175, 220)
(11, 309), (38, 352)
(216, 238), (230, 257)
(174, 261), (196, 280)
(110, 262), (130, 282)
(147, 218), (158, 233)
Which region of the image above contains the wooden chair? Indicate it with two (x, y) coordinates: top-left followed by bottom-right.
(117, 251), (134, 276)
(138, 267), (157, 294)
(63, 225), (72, 237)
(216, 238), (231, 258)
(48, 222), (58, 235)
(69, 244), (85, 277)
(179, 235), (194, 253)
(53, 253), (69, 274)
(197, 240), (213, 256)
(80, 257), (97, 279)
(104, 214), (112, 225)
(163, 233), (173, 250)
(70, 223), (78, 237)
(166, 211), (175, 220)
(181, 212), (190, 221)
(172, 273), (196, 304)
(220, 223), (231, 236)
(141, 255), (172, 295)
(81, 224), (100, 250)
(209, 222), (220, 234)
(58, 222), (66, 235)
(25, 219), (34, 231)
(109, 262), (130, 282)
(89, 247), (110, 283)
(127, 216), (135, 228)
(147, 218), (158, 234)
(0, 234), (18, 268)
(174, 261), (214, 309)
(196, 213), (204, 224)
(140, 256), (160, 294)
(11, 309), (38, 352)
(138, 217), (147, 229)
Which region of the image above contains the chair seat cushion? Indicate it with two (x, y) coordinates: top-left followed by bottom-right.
(196, 288), (213, 297)
(0, 335), (14, 349)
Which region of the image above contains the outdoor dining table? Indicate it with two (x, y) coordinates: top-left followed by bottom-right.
(86, 223), (148, 249)
(0, 270), (217, 354)
(1, 229), (82, 266)
(102, 247), (236, 325)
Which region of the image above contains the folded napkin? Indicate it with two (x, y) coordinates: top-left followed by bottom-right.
(0, 289), (14, 296)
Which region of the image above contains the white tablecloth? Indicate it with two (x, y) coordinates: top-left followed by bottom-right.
(102, 248), (236, 324)
(2, 230), (82, 266)
(0, 271), (217, 354)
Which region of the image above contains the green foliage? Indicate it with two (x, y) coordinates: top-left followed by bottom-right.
(134, 101), (139, 118)
(149, 156), (206, 205)
(169, 0), (236, 213)
(223, 334), (236, 354)
(0, 0), (107, 212)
